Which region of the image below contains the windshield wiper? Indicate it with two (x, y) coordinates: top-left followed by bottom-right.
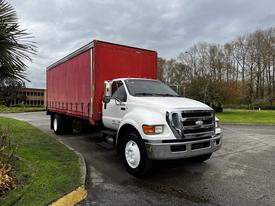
(153, 93), (180, 97)
(134, 93), (179, 97)
(134, 92), (155, 96)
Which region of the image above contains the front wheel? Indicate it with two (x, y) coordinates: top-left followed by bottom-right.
(122, 131), (153, 177)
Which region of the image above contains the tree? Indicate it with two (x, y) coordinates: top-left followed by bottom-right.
(185, 76), (227, 107)
(158, 26), (275, 108)
(157, 57), (166, 82)
(0, 0), (35, 106)
(0, 78), (25, 106)
(0, 0), (36, 80)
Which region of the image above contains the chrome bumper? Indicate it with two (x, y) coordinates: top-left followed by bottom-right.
(145, 133), (222, 160)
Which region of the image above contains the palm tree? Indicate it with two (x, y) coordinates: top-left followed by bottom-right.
(0, 0), (36, 81)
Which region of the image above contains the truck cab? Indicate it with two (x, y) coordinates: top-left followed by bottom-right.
(102, 78), (222, 176)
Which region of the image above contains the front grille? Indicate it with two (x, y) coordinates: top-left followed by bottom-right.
(182, 119), (212, 126)
(181, 110), (215, 139)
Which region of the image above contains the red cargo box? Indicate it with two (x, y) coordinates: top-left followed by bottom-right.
(46, 40), (158, 124)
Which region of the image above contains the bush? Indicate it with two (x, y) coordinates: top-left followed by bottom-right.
(0, 127), (17, 195)
(224, 104), (250, 110)
(213, 106), (223, 113)
(258, 106), (275, 110)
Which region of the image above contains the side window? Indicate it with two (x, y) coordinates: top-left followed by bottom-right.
(112, 81), (127, 102)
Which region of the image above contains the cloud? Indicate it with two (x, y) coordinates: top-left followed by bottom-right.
(8, 0), (275, 88)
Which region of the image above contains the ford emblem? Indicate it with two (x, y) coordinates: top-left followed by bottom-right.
(195, 120), (203, 126)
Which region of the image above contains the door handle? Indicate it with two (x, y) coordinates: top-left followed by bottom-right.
(121, 107), (126, 111)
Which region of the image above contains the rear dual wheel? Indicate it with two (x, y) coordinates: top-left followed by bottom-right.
(52, 114), (72, 135)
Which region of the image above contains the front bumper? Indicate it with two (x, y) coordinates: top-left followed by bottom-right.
(145, 133), (222, 160)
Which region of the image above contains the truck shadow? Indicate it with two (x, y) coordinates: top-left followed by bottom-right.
(121, 159), (213, 203)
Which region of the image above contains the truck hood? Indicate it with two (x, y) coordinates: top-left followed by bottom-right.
(131, 97), (212, 110)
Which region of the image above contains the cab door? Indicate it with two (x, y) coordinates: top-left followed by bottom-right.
(102, 81), (127, 130)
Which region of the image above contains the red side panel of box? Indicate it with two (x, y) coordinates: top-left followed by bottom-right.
(92, 41), (157, 121)
(46, 49), (91, 119)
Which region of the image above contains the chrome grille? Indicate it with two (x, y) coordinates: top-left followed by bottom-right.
(181, 110), (215, 140)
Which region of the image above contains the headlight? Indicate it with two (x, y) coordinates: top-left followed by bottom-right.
(215, 117), (220, 128)
(142, 125), (164, 135)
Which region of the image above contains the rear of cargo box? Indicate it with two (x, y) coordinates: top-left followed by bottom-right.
(46, 40), (157, 124)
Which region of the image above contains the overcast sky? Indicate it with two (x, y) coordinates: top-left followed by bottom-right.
(8, 0), (275, 88)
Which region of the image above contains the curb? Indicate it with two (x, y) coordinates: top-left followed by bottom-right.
(75, 149), (87, 185)
(56, 140), (87, 185)
(49, 186), (87, 206)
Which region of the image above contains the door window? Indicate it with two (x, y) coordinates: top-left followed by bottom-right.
(112, 81), (127, 102)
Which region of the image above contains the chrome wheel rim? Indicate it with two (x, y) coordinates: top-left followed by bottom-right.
(125, 140), (141, 168)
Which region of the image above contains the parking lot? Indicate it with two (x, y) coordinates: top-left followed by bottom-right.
(1, 112), (274, 206)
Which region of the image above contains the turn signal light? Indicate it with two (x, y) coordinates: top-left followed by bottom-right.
(142, 125), (163, 135)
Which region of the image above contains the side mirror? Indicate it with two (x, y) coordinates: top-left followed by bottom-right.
(104, 80), (112, 98)
(103, 81), (112, 109)
(103, 96), (111, 104)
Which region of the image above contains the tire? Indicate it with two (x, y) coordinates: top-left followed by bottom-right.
(122, 131), (153, 177)
(53, 114), (70, 135)
(65, 118), (73, 134)
(189, 153), (212, 162)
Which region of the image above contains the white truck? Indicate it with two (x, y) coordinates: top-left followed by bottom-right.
(46, 41), (222, 177)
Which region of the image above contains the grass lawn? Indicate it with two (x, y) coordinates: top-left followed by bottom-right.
(0, 117), (80, 206)
(0, 105), (45, 113)
(216, 109), (275, 125)
(0, 105), (46, 113)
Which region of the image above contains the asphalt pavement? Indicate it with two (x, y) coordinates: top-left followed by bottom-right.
(0, 112), (274, 206)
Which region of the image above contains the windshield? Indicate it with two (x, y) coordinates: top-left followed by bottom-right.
(125, 79), (179, 97)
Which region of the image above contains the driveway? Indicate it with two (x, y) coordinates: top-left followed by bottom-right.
(0, 112), (274, 206)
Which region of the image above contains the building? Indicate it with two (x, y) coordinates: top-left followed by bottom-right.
(11, 88), (46, 106)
